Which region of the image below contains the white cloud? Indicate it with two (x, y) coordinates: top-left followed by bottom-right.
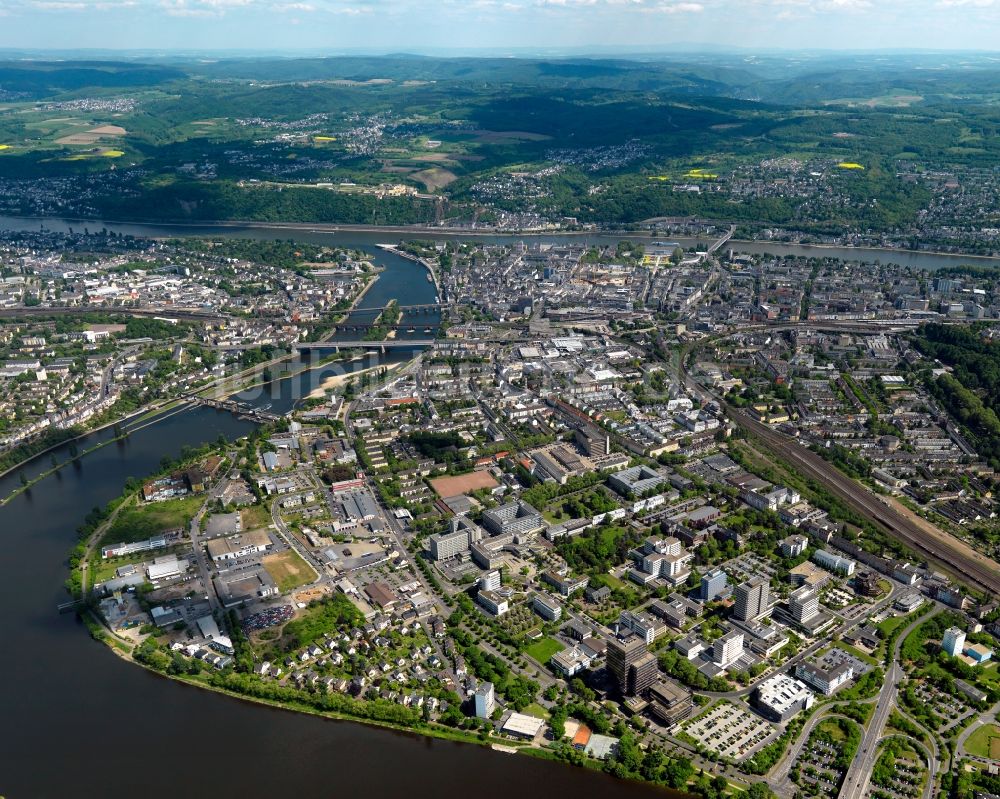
(650, 1), (704, 12)
(27, 0), (136, 8)
(159, 0), (217, 16)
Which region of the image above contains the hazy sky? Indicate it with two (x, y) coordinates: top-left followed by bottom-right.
(0, 0), (999, 52)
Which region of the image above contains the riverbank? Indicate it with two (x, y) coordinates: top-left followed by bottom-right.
(235, 349), (368, 397)
(306, 363), (382, 399)
(11, 213), (1000, 264)
(19, 212), (604, 238)
(377, 243), (442, 295)
(736, 238), (1000, 263)
(88, 612), (513, 748)
(0, 394), (194, 490)
(81, 606), (681, 795)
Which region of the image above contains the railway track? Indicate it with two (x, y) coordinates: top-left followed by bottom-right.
(732, 408), (1000, 596)
(677, 344), (1000, 597)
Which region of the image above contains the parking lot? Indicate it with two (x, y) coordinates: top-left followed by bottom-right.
(241, 604), (294, 634)
(792, 734), (847, 797)
(870, 740), (926, 799)
(682, 701), (778, 761)
(910, 678), (974, 731)
(722, 553), (778, 585)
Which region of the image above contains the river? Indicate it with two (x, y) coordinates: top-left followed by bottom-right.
(231, 238), (438, 415)
(0, 217), (680, 799)
(3, 214), (999, 271)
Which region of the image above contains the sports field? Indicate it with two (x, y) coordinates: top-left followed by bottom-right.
(263, 550), (316, 592)
(430, 471), (498, 497)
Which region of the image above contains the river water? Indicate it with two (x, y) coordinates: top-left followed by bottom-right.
(231, 237), (438, 415)
(0, 215), (681, 799)
(4, 210), (984, 796)
(0, 406), (677, 798)
(3, 214), (999, 271)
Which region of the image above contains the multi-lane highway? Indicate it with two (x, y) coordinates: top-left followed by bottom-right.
(837, 661), (903, 799)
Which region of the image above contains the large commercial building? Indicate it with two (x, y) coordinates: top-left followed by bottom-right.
(700, 568), (728, 602)
(213, 567), (279, 608)
(647, 680), (694, 726)
(206, 530), (272, 563)
(788, 585), (820, 623)
(541, 570), (590, 597)
(795, 661), (853, 695)
(102, 534), (168, 559)
(733, 577), (770, 622)
(340, 490), (380, 523)
(482, 500), (545, 537)
(753, 674), (815, 722)
(477, 590), (509, 617)
(609, 465), (665, 496)
(854, 571), (883, 597)
(532, 592), (563, 622)
(629, 536), (693, 587)
(550, 646), (593, 677)
(607, 634), (658, 697)
(779, 534), (809, 558)
(575, 425), (610, 457)
(618, 610), (663, 645)
(501, 712), (546, 740)
(147, 554), (186, 582)
(479, 570), (501, 593)
(428, 516), (483, 561)
(812, 549), (856, 576)
(712, 631), (745, 667)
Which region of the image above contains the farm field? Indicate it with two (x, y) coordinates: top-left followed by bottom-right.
(1, 53), (1000, 236)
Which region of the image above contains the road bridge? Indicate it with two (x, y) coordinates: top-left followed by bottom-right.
(708, 224), (736, 254)
(393, 303), (447, 313)
(323, 323), (439, 333)
(353, 302), (446, 315)
(295, 339), (436, 351)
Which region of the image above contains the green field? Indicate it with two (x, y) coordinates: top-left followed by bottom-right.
(525, 637), (565, 664)
(262, 550), (315, 593)
(100, 494), (203, 546)
(521, 703), (551, 720)
(877, 614), (909, 637)
(965, 723), (1000, 759)
(241, 503), (273, 530)
(89, 553), (150, 585)
(819, 721), (847, 742)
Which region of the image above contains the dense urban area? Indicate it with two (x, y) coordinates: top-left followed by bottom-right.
(9, 49), (1000, 799)
(0, 218), (996, 799)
